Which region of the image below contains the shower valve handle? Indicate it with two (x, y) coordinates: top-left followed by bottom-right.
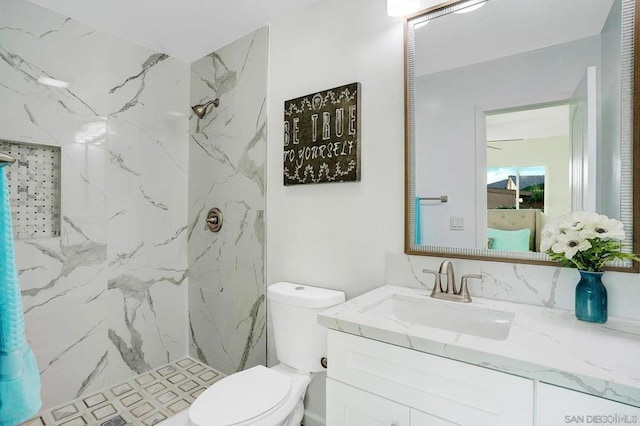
(205, 208), (223, 232)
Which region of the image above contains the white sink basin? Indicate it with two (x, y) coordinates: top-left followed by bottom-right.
(362, 294), (515, 340)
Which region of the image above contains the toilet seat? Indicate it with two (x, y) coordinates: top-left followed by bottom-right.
(189, 365), (292, 426)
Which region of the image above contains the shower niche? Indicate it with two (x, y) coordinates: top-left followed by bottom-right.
(0, 139), (61, 239)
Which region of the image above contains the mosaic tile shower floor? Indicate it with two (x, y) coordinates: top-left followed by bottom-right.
(21, 358), (224, 426)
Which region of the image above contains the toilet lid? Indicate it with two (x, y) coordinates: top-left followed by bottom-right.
(189, 365), (292, 426)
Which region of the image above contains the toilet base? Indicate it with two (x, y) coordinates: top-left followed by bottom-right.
(280, 399), (304, 426)
(244, 365), (309, 426)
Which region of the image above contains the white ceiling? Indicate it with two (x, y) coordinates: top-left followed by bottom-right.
(26, 0), (326, 63)
(414, 0), (615, 76)
(486, 105), (569, 142)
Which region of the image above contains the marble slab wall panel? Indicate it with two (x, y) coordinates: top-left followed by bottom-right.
(188, 27), (268, 375)
(0, 0), (189, 410)
(105, 45), (190, 386)
(0, 2), (110, 409)
(386, 253), (640, 321)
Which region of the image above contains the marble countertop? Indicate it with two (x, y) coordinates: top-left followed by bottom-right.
(318, 285), (640, 407)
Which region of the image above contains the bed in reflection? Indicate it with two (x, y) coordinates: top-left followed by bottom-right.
(487, 209), (545, 252)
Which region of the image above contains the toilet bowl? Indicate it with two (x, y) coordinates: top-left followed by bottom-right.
(186, 282), (345, 426)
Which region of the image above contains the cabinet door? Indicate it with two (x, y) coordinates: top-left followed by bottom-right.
(328, 330), (533, 426)
(327, 378), (410, 426)
(537, 383), (640, 426)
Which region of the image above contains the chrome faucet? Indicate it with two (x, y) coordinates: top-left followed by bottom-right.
(439, 260), (456, 294)
(422, 261), (481, 303)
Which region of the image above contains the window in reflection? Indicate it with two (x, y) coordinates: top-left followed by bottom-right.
(487, 166), (546, 211)
(485, 104), (570, 221)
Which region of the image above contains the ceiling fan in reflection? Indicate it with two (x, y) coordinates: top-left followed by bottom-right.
(486, 138), (524, 150)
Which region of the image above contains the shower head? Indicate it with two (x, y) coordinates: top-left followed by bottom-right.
(191, 99), (220, 119)
(0, 151), (15, 168)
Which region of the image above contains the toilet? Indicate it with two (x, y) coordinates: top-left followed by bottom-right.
(187, 282), (345, 426)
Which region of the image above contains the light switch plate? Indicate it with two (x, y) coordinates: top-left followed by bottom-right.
(450, 216), (464, 230)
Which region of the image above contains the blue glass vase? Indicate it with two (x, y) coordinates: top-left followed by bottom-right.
(575, 271), (607, 323)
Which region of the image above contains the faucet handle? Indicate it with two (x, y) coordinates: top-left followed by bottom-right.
(459, 274), (482, 303)
(422, 269), (442, 296)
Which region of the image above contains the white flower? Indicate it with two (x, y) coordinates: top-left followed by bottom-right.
(557, 211), (599, 233)
(540, 235), (555, 253)
(551, 230), (592, 260)
(541, 218), (564, 251)
(579, 214), (625, 241)
(541, 220), (559, 238)
(541, 211), (636, 270)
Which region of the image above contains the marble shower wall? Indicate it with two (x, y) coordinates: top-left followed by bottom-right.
(105, 48), (189, 386)
(188, 27), (267, 375)
(0, 0), (189, 410)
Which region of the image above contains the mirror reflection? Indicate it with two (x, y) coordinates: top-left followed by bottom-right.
(406, 0), (635, 265)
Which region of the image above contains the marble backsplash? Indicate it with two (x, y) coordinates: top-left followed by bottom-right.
(187, 27), (268, 375)
(386, 253), (640, 322)
(1, 0), (189, 409)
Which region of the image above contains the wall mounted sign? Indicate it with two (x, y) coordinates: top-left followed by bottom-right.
(283, 82), (361, 185)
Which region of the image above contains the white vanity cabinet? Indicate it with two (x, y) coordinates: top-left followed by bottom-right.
(326, 330), (534, 426)
(536, 382), (640, 425)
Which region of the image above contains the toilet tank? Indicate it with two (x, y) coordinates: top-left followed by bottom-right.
(268, 282), (345, 373)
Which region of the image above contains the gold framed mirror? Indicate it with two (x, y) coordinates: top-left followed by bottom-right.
(404, 0), (640, 271)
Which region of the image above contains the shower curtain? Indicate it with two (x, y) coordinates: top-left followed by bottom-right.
(0, 167), (41, 425)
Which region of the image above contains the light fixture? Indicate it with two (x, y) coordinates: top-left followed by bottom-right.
(37, 76), (70, 88)
(454, 1), (486, 14)
(387, 0), (421, 17)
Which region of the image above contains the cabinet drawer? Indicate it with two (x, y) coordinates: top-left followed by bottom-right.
(328, 330), (533, 426)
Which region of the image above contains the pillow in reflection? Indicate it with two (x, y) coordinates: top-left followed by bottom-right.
(487, 228), (530, 252)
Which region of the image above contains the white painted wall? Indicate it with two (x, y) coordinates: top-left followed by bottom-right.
(267, 0), (405, 310)
(266, 0), (405, 422)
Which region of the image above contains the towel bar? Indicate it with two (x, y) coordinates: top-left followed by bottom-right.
(418, 195), (448, 203)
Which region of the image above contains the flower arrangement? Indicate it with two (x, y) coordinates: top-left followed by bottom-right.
(540, 211), (640, 271)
